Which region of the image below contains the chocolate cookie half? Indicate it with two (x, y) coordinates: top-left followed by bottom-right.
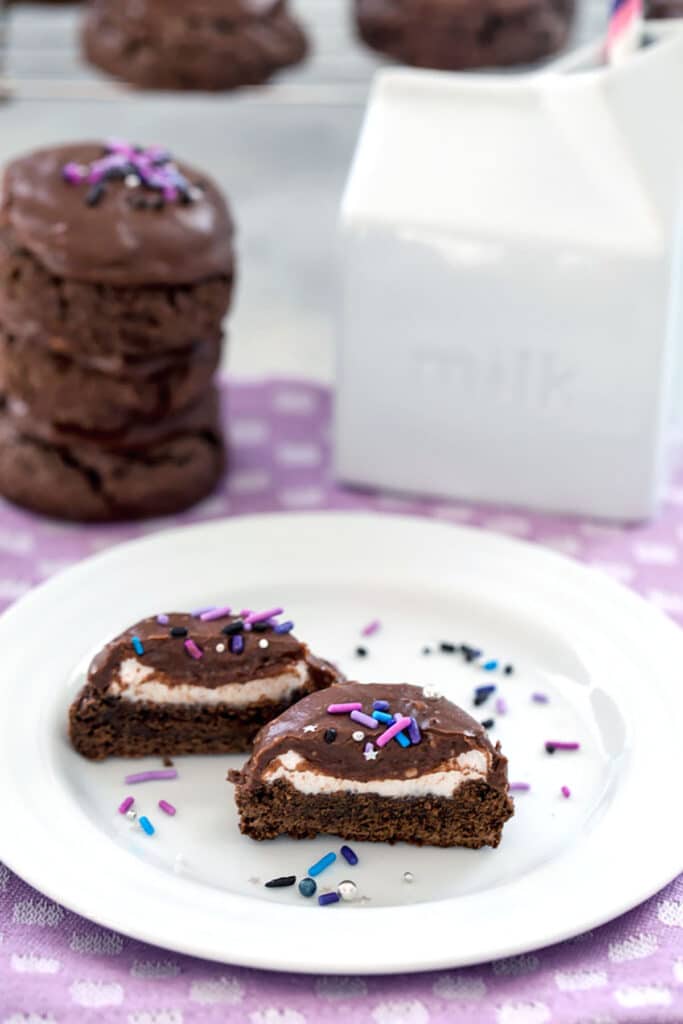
(69, 610), (344, 759)
(230, 682), (514, 848)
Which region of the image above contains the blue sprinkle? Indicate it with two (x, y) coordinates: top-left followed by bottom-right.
(340, 845), (358, 866)
(395, 731), (410, 748)
(132, 636), (144, 656)
(298, 877), (317, 898)
(372, 700), (390, 711)
(475, 684), (496, 697)
(318, 892), (341, 907)
(372, 710), (394, 724)
(231, 634), (244, 654)
(483, 660), (499, 671)
(274, 620), (295, 634)
(308, 851), (336, 877)
(139, 816), (154, 836)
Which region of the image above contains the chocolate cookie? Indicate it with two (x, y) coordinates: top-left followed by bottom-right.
(0, 388), (225, 521)
(82, 0), (308, 91)
(354, 0), (576, 70)
(646, 0), (683, 14)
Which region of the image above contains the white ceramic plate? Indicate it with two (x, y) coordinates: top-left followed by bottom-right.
(0, 512), (681, 974)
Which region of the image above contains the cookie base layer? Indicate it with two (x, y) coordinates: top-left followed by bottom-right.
(82, 1), (308, 91)
(70, 692), (317, 760)
(355, 0), (575, 70)
(230, 777), (514, 849)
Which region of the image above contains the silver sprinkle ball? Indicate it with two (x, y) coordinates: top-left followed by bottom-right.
(352, 730), (365, 742)
(126, 809), (137, 821)
(403, 871), (414, 884)
(215, 642), (226, 653)
(258, 638), (269, 649)
(337, 879), (358, 902)
(125, 174), (141, 188)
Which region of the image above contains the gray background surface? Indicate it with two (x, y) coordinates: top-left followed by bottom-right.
(0, 0), (606, 382)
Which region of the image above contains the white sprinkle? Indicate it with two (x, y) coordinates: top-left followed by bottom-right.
(125, 174), (141, 188)
(337, 880), (358, 902)
(215, 643), (226, 653)
(352, 731), (365, 742)
(403, 871), (414, 883)
(258, 638), (269, 649)
(126, 809), (137, 821)
(303, 725), (317, 733)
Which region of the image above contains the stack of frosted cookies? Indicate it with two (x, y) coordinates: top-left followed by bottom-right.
(0, 140), (235, 520)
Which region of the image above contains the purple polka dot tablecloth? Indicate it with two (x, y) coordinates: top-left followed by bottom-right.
(1, 377), (682, 1024)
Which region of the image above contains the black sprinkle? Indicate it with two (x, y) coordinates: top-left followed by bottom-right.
(148, 193), (165, 211)
(252, 621), (271, 632)
(545, 743), (556, 754)
(439, 642), (457, 653)
(265, 875), (296, 889)
(324, 728), (337, 744)
(504, 664), (514, 675)
(481, 719), (495, 730)
(461, 645), (482, 662)
(85, 183), (105, 206)
(170, 626), (188, 637)
(473, 694), (490, 707)
(355, 646), (368, 657)
(222, 619), (244, 635)
(422, 646), (432, 655)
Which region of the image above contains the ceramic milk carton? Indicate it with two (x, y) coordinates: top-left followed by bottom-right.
(336, 24), (683, 520)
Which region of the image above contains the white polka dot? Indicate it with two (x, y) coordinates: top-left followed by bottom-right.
(482, 515), (531, 537)
(277, 485), (324, 508)
(315, 977), (368, 999)
(130, 960), (180, 978)
(539, 535), (581, 556)
(432, 975), (487, 1000)
(431, 504), (474, 523)
(229, 468), (271, 495)
(3, 1015), (56, 1024)
(588, 561), (635, 583)
(275, 442), (322, 468)
(69, 980), (124, 1007)
(608, 932), (658, 962)
(614, 985), (672, 1008)
(10, 953), (61, 974)
(496, 1003), (550, 1024)
(231, 418), (269, 446)
(554, 969), (608, 991)
(658, 898), (683, 927)
(371, 1000), (430, 1024)
(633, 542), (678, 565)
(0, 579), (31, 600)
(0, 529), (34, 555)
(250, 1011), (306, 1024)
(673, 957), (683, 982)
(189, 976), (244, 1005)
(272, 389), (317, 415)
(128, 1012), (183, 1024)
(70, 929), (123, 955)
(492, 954), (539, 977)
(12, 898), (64, 927)
(645, 589), (683, 614)
(0, 864), (9, 891)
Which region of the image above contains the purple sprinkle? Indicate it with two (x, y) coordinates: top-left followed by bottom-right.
(349, 710), (379, 730)
(158, 799), (177, 816)
(545, 741), (580, 753)
(192, 606), (215, 617)
(407, 717), (422, 744)
(532, 692), (549, 704)
(124, 769), (178, 784)
(118, 796), (134, 814)
(184, 638), (203, 660)
(377, 716), (412, 748)
(156, 613), (170, 625)
(372, 700), (390, 711)
(163, 185), (178, 203)
(361, 619), (381, 637)
(230, 634), (245, 654)
(495, 697), (508, 715)
(200, 605), (232, 622)
(318, 892), (341, 907)
(509, 782), (531, 792)
(62, 161), (86, 184)
(327, 702), (363, 714)
(561, 786), (571, 799)
(245, 607), (284, 625)
(363, 742), (374, 755)
(274, 620), (295, 634)
(106, 137), (135, 155)
(340, 845), (359, 865)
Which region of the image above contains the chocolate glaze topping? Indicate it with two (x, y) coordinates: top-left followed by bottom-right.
(239, 682), (510, 792)
(0, 143), (234, 285)
(87, 613), (343, 693)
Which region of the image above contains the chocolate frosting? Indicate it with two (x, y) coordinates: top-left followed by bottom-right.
(88, 613), (344, 692)
(113, 0), (282, 17)
(239, 682), (510, 792)
(0, 143), (234, 285)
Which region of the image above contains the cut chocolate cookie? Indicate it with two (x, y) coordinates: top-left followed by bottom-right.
(70, 611), (344, 759)
(230, 682), (514, 848)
